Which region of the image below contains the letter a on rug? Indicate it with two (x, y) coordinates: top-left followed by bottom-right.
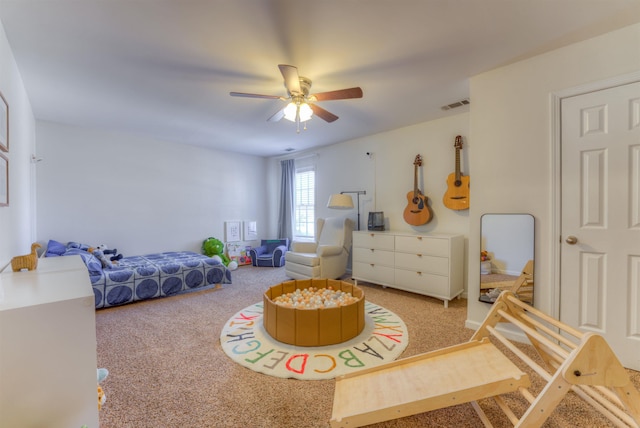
(220, 301), (409, 380)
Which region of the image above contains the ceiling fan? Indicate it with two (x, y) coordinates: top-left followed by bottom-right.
(230, 64), (363, 132)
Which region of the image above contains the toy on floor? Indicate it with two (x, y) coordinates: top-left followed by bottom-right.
(96, 244), (123, 262)
(97, 368), (108, 410)
(202, 237), (238, 270)
(10, 243), (42, 272)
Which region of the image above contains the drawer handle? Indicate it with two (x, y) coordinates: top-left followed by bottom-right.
(417, 236), (422, 240)
(416, 254), (422, 257)
(370, 263), (375, 267)
(370, 249), (375, 252)
(416, 271), (422, 275)
(370, 233), (375, 237)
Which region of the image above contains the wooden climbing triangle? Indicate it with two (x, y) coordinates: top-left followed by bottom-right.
(330, 291), (640, 427)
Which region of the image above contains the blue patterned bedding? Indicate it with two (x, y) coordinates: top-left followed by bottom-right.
(45, 240), (232, 308)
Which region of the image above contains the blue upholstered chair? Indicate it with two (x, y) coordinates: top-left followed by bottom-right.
(250, 239), (289, 267)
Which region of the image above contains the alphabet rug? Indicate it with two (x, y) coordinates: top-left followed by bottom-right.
(220, 301), (408, 380)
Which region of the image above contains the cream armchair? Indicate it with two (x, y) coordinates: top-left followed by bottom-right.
(284, 217), (354, 280)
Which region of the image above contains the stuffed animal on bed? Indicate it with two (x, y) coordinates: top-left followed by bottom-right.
(96, 244), (123, 262)
(88, 247), (115, 269)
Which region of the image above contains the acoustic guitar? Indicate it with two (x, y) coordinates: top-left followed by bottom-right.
(443, 135), (470, 210)
(403, 154), (432, 225)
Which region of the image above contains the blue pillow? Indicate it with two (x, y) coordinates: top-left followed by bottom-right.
(45, 239), (67, 257)
(67, 241), (91, 251)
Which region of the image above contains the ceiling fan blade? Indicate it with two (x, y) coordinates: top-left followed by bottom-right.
(278, 64), (301, 95)
(310, 104), (339, 123)
(310, 87), (363, 102)
(230, 92), (284, 100)
(267, 108), (285, 123)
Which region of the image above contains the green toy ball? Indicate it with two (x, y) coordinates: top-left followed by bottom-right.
(202, 237), (230, 266)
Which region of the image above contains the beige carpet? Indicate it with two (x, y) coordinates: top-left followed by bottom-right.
(96, 266), (639, 428)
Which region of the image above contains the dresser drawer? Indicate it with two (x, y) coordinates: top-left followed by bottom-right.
(353, 247), (394, 266)
(353, 262), (395, 286)
(394, 253), (448, 276)
(353, 232), (395, 251)
(394, 269), (449, 297)
(395, 235), (449, 257)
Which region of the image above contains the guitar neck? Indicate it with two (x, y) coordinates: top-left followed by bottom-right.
(455, 148), (461, 181)
(413, 164), (419, 195)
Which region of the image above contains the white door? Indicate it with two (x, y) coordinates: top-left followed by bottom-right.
(560, 81), (640, 370)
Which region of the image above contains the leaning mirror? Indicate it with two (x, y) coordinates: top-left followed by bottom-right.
(479, 213), (534, 305)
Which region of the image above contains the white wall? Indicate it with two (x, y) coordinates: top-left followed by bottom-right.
(467, 23), (640, 328)
(35, 121), (269, 256)
(0, 21), (36, 269)
(270, 112), (471, 291)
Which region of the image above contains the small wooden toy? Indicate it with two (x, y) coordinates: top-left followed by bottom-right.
(10, 243), (42, 272)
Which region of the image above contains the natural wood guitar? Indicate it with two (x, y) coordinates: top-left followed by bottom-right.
(403, 154), (432, 225)
(443, 135), (470, 210)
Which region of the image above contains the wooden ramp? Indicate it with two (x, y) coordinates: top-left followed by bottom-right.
(330, 291), (640, 428)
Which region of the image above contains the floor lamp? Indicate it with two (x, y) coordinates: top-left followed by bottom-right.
(327, 191), (366, 230)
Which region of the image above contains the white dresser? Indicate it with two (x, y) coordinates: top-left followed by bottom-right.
(0, 256), (99, 428)
(352, 231), (464, 307)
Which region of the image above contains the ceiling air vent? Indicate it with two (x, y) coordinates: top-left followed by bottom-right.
(441, 98), (470, 111)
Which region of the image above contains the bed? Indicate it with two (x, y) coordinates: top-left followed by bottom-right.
(44, 240), (232, 308)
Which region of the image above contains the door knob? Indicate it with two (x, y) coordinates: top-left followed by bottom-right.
(565, 236), (578, 245)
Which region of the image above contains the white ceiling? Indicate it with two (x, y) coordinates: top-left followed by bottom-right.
(1, 1), (639, 157)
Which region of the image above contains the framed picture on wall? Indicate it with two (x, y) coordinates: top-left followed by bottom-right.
(0, 152), (8, 206)
(0, 91), (8, 152)
(224, 221), (242, 242)
(243, 220), (257, 241)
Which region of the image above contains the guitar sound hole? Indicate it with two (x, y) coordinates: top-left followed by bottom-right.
(455, 180), (462, 186)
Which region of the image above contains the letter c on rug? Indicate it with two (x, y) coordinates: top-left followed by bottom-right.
(313, 354), (337, 373)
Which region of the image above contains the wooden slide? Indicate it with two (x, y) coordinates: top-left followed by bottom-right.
(330, 291), (640, 427)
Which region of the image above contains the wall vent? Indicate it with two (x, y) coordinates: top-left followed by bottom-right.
(441, 98), (470, 111)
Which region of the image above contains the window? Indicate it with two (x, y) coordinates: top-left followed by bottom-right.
(294, 166), (315, 239)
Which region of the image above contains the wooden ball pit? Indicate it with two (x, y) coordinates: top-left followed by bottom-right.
(263, 278), (365, 347)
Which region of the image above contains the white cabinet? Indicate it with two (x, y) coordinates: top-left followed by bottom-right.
(0, 256), (99, 428)
(352, 231), (464, 307)
(352, 232), (395, 287)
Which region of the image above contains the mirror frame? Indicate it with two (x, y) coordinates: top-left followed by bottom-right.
(479, 213), (534, 305)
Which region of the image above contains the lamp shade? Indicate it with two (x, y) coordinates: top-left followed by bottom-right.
(327, 194), (354, 209)
(283, 102), (297, 122)
(298, 103), (313, 122)
(283, 102), (314, 123)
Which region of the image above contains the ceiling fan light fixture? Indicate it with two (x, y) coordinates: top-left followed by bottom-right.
(283, 102), (298, 122)
(230, 64), (360, 129)
(283, 100), (313, 123)
(298, 103), (313, 122)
